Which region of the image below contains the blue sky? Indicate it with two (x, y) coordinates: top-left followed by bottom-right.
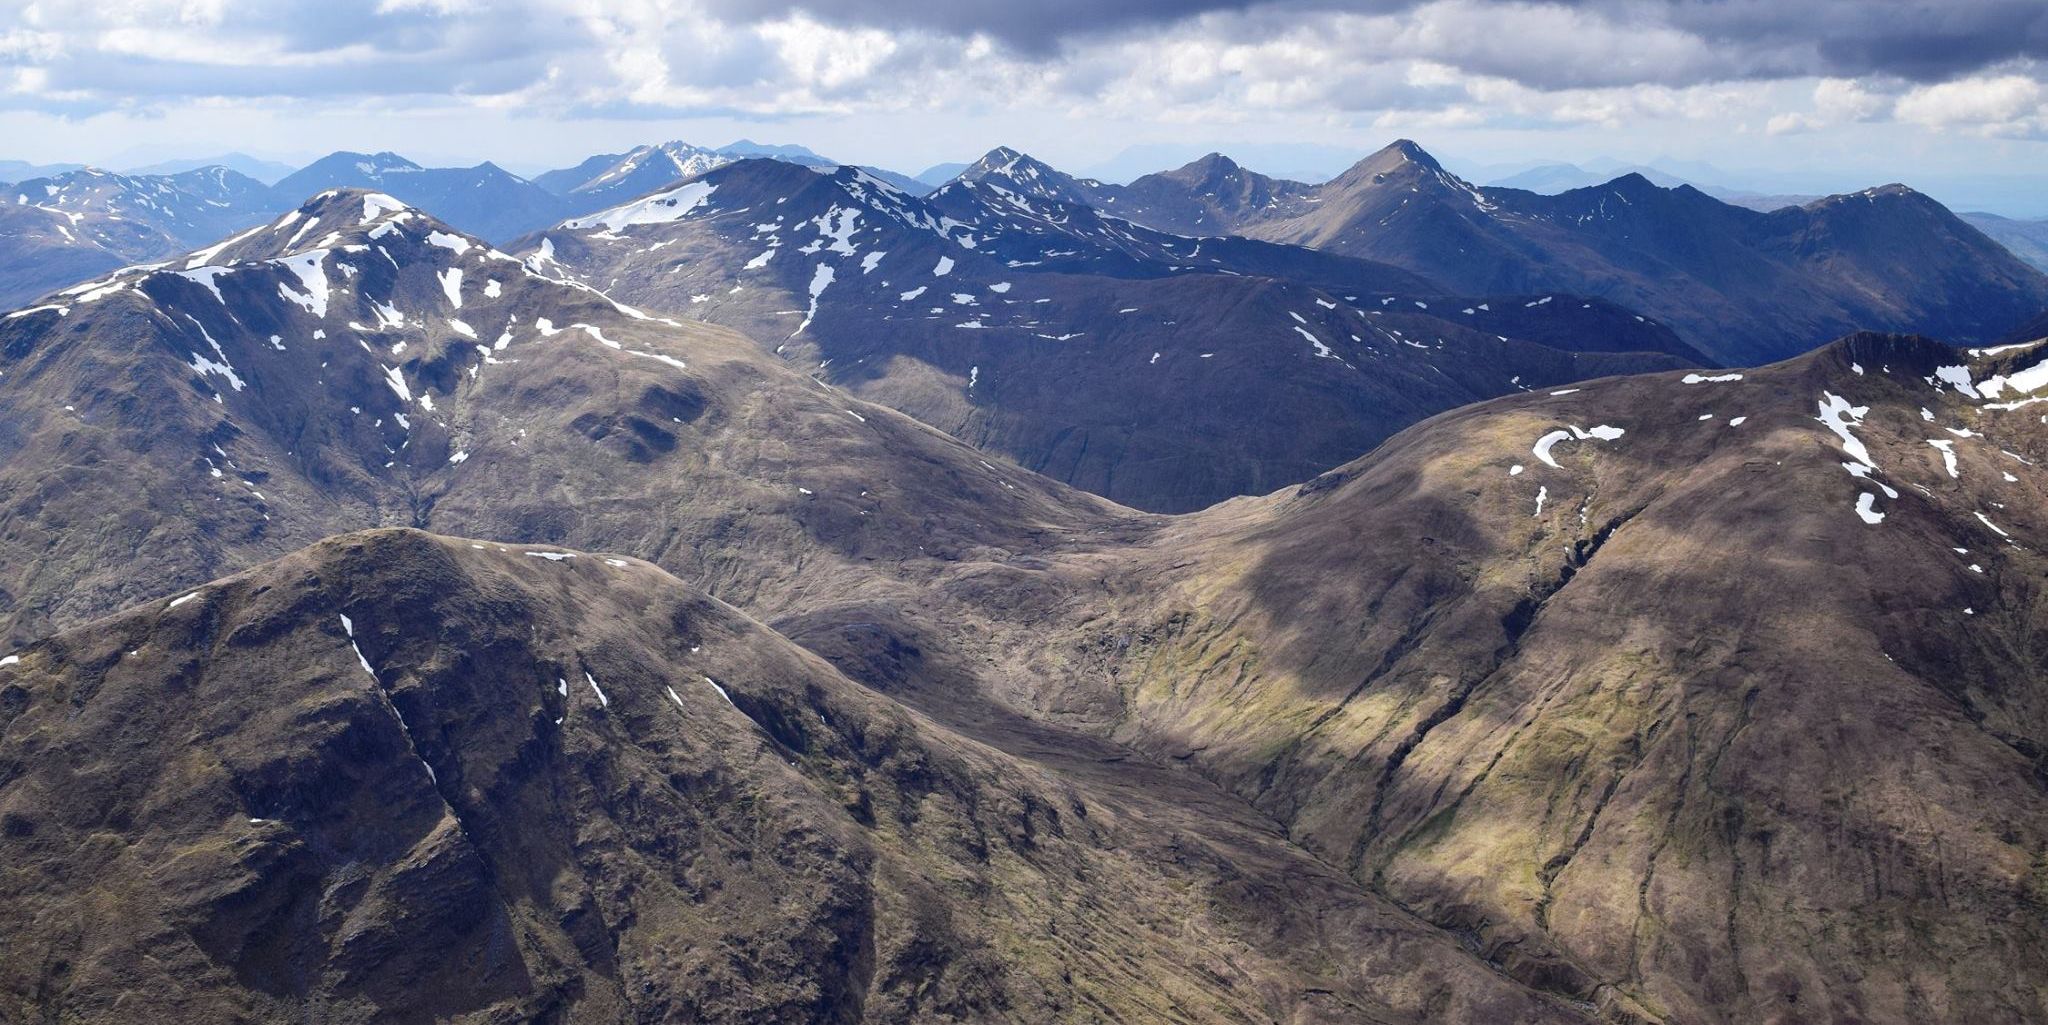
(3, 1), (2046, 210)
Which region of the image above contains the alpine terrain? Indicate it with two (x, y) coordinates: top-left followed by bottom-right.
(1086, 142), (2048, 366)
(1, 175), (2046, 1022)
(519, 153), (1705, 511)
(3, 56), (2048, 1023)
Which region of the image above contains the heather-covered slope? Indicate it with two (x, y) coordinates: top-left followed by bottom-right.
(987, 332), (2048, 1023)
(0, 528), (1588, 1024)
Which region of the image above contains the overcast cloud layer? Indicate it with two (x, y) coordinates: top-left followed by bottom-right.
(2, 0), (2045, 203)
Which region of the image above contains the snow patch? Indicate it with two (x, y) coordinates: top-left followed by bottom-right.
(795, 263), (834, 335)
(566, 180), (717, 231)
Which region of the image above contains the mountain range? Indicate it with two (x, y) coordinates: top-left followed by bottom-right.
(2, 182), (2046, 1022)
(1049, 141), (2048, 367)
(122, 152), (299, 183)
(506, 141), (2048, 509)
(516, 154), (1702, 511)
(1480, 161), (1820, 212)
(1, 166), (289, 309)
(271, 152), (573, 244)
(7, 136), (2039, 512)
(0, 143), (910, 308)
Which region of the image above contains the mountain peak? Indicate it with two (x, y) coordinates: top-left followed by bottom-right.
(304, 150), (423, 175)
(643, 141), (718, 161)
(1333, 139), (1448, 184)
(1799, 182), (1944, 217)
(968, 146), (1032, 174)
(214, 186), (453, 262)
(1861, 182), (1929, 202)
(1179, 152), (1242, 176)
(299, 184), (413, 217)
(949, 147), (1095, 204)
(1606, 171), (1662, 194)
(1382, 138), (1442, 171)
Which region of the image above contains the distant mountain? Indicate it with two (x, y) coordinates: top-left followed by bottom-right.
(122, 152), (298, 183)
(914, 161), (969, 186)
(1487, 161), (1691, 193)
(1081, 152), (1318, 236)
(1485, 163), (1823, 213)
(1078, 141), (1362, 184)
(1695, 187), (1824, 212)
(1963, 212), (2048, 273)
(537, 142), (733, 210)
(514, 153), (1700, 512)
(715, 138), (833, 164)
(1094, 139), (2048, 365)
(272, 151), (566, 242)
(0, 159), (85, 181)
(0, 165), (286, 307)
(15, 165), (281, 242)
(534, 140), (933, 214)
(529, 151), (627, 195)
(0, 204), (135, 311)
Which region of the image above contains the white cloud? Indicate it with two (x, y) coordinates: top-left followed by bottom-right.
(0, 0), (2045, 185)
(1895, 74), (2043, 126)
(1813, 78), (1890, 122)
(1765, 112), (1819, 135)
(758, 15), (902, 93)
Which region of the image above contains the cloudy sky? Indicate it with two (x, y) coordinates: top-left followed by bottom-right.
(3, 0), (2046, 207)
